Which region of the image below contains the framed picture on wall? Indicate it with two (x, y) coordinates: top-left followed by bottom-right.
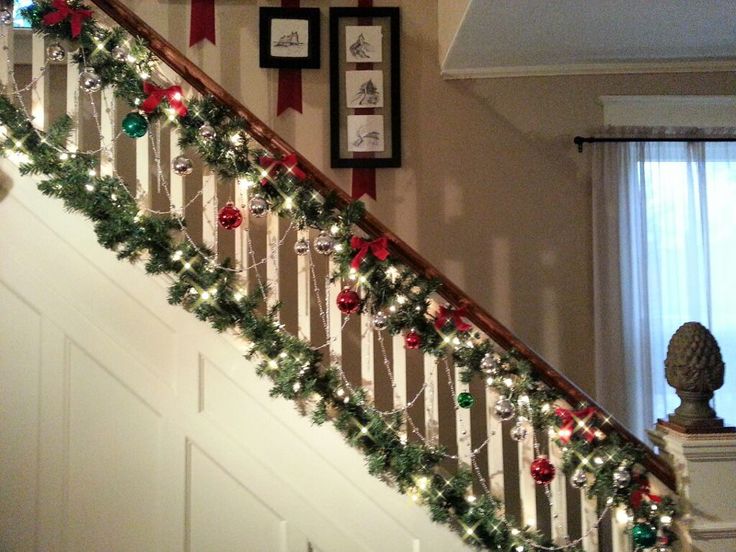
(259, 7), (321, 69)
(329, 7), (401, 168)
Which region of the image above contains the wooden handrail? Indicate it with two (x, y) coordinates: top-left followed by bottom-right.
(89, 0), (675, 490)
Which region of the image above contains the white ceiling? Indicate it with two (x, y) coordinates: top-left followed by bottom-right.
(441, 0), (736, 78)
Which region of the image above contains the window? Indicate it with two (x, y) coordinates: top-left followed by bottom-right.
(592, 137), (736, 437)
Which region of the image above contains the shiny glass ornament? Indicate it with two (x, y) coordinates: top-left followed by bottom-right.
(294, 238), (309, 256)
(47, 42), (66, 62)
(336, 288), (361, 315)
(530, 456), (556, 485)
(631, 523), (657, 547)
(494, 396), (515, 421)
(480, 352), (498, 374)
(172, 155), (193, 176)
(111, 44), (129, 61)
(198, 123), (216, 141)
(510, 421), (528, 441)
(0, 8), (12, 25)
(457, 392), (475, 409)
(79, 67), (101, 93)
(404, 330), (422, 350)
(121, 111), (148, 138)
(217, 202), (242, 230)
(570, 469), (587, 489)
(372, 312), (388, 331)
(313, 231), (335, 255)
(612, 464), (631, 489)
(248, 195), (268, 218)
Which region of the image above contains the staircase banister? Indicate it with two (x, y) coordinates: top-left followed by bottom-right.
(89, 0), (675, 491)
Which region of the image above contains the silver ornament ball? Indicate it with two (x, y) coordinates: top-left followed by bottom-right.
(111, 44), (130, 62)
(494, 396), (515, 421)
(79, 67), (102, 93)
(198, 123), (216, 141)
(47, 42), (66, 62)
(314, 231), (335, 255)
(570, 469), (587, 489)
(248, 195), (268, 218)
(172, 155), (193, 176)
(0, 8), (12, 25)
(510, 421), (527, 441)
(294, 238), (309, 256)
(480, 352), (498, 374)
(612, 465), (631, 489)
(372, 312), (388, 331)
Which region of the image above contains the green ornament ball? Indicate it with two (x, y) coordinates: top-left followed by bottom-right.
(457, 392), (475, 409)
(631, 522), (657, 548)
(122, 111), (148, 138)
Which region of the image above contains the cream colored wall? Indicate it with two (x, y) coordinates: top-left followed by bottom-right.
(123, 0), (736, 394)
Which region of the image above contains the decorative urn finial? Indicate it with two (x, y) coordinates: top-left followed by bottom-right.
(663, 321), (732, 432)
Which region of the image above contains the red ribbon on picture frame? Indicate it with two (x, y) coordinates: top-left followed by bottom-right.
(190, 0), (216, 46)
(277, 0), (303, 115)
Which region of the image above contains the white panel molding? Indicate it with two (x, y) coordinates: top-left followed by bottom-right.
(0, 159), (471, 551)
(442, 59), (736, 80)
(600, 95), (736, 127)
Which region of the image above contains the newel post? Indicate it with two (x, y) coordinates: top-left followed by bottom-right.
(648, 322), (736, 551)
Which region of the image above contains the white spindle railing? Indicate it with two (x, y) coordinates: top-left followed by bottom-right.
(2, 18), (682, 552)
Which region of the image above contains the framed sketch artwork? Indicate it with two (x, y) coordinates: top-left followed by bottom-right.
(259, 8), (320, 69)
(330, 7), (400, 168)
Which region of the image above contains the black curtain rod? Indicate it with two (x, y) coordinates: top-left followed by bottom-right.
(573, 135), (736, 152)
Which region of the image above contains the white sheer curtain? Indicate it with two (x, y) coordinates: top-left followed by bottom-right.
(593, 135), (736, 438)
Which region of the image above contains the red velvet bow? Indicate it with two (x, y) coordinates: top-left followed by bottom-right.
(258, 153), (306, 185)
(554, 406), (597, 444)
(434, 305), (472, 333)
(140, 83), (188, 117)
(350, 236), (389, 270)
(630, 476), (662, 511)
(42, 0), (93, 38)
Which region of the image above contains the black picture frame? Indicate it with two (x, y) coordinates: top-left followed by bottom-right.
(259, 7), (321, 69)
(329, 7), (401, 169)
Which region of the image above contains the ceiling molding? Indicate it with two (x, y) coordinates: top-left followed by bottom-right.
(441, 59), (736, 80)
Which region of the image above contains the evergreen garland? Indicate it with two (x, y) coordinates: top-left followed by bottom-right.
(0, 2), (678, 549)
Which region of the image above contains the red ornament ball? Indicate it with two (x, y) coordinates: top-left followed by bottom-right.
(404, 330), (422, 350)
(530, 456), (556, 485)
(218, 202), (242, 230)
(336, 287), (361, 315)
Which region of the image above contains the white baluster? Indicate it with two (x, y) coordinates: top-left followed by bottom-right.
(455, 372), (472, 468)
(391, 333), (407, 414)
(99, 88), (116, 177)
(547, 433), (569, 544)
(31, 34), (48, 131)
(65, 51), (82, 149)
(296, 228), (310, 341)
(201, 170), (217, 247)
(266, 212), (280, 316)
(611, 506), (632, 552)
(486, 388), (505, 498)
(328, 258), (343, 374)
(0, 19), (13, 88)
(518, 434), (537, 529)
(135, 132), (151, 208)
(360, 305), (374, 398)
(424, 354), (439, 444)
(169, 128), (185, 215)
(581, 492), (600, 550)
(234, 179), (250, 286)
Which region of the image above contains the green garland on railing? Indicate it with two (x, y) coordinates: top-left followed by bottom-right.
(1, 2), (677, 550)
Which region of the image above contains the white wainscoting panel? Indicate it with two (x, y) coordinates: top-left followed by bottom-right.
(0, 160), (471, 552)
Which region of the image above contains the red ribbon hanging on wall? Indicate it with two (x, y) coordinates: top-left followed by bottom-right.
(277, 0), (303, 115)
(190, 0), (216, 47)
(351, 0), (377, 200)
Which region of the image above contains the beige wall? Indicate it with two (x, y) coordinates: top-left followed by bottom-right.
(125, 0), (736, 395)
